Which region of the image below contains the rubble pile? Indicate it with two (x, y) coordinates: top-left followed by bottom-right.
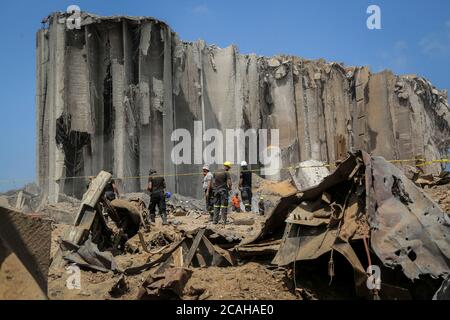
(1, 150), (449, 300)
(41, 170), (294, 300)
(242, 151), (450, 299)
(1, 10), (449, 300)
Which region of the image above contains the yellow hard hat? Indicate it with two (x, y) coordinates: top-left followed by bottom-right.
(223, 161), (232, 168)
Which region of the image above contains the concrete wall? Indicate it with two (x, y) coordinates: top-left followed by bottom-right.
(36, 12), (450, 202)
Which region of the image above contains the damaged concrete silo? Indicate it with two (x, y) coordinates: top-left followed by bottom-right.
(36, 12), (450, 203)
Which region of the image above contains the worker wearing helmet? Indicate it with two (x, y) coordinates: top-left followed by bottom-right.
(258, 195), (265, 216)
(202, 164), (214, 221)
(212, 162), (232, 224)
(239, 160), (252, 212)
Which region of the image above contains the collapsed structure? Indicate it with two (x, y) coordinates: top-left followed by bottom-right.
(1, 151), (449, 299)
(266, 151), (450, 299)
(2, 9), (450, 301)
(0, 151), (450, 299)
(36, 12), (450, 203)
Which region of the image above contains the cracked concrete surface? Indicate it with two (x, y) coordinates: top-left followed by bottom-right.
(36, 12), (450, 203)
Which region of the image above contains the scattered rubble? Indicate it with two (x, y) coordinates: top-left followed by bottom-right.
(137, 268), (193, 300)
(38, 169), (298, 300)
(2, 152), (449, 300)
(5, 9), (449, 301)
(183, 263), (296, 300)
(244, 151), (449, 299)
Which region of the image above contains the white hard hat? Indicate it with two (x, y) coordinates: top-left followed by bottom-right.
(202, 165), (209, 171)
(240, 161), (248, 167)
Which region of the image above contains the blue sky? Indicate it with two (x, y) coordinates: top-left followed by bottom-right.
(0, 0), (449, 191)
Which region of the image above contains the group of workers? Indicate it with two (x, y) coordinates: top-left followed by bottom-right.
(202, 161), (253, 224)
(97, 161), (257, 226)
(145, 161), (255, 225)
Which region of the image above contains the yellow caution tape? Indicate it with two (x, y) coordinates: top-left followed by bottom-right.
(0, 159), (448, 184)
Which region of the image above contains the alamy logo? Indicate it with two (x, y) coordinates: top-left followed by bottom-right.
(366, 265), (381, 290)
(171, 121), (280, 168)
(366, 5), (382, 30)
(66, 5), (81, 30)
(66, 265), (81, 290)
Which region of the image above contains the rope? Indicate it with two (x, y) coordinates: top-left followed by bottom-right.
(0, 158), (448, 184)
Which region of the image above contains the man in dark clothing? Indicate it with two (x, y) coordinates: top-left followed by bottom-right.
(147, 169), (168, 225)
(104, 178), (119, 201)
(239, 161), (252, 212)
(86, 175), (119, 201)
(213, 162), (232, 224)
(258, 195), (265, 216)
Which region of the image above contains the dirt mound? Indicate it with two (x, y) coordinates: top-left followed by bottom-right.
(184, 262), (296, 300)
(253, 176), (297, 197)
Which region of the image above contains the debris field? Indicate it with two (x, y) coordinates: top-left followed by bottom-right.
(1, 11), (449, 301)
(1, 151), (449, 300)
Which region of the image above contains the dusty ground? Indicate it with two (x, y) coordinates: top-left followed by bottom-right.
(46, 178), (299, 300)
(254, 178), (297, 197)
(47, 217), (296, 300)
(48, 262), (296, 300)
(0, 247), (46, 300)
(42, 177), (450, 300)
(169, 211), (264, 240)
(424, 184), (450, 213)
(184, 263), (296, 300)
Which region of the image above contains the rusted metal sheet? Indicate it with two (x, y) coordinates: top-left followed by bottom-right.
(137, 267), (193, 299)
(364, 155), (450, 280)
(236, 239), (281, 257)
(241, 152), (359, 245)
(434, 276), (450, 300)
(62, 236), (119, 273)
(124, 238), (186, 275)
(201, 235), (236, 266)
(269, 150), (449, 298)
(126, 228), (235, 276)
(184, 228), (205, 267)
(273, 224), (337, 265)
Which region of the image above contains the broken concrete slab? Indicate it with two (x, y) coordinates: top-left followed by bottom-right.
(289, 159), (330, 190)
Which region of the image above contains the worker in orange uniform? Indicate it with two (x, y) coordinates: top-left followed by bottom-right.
(231, 192), (241, 212)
